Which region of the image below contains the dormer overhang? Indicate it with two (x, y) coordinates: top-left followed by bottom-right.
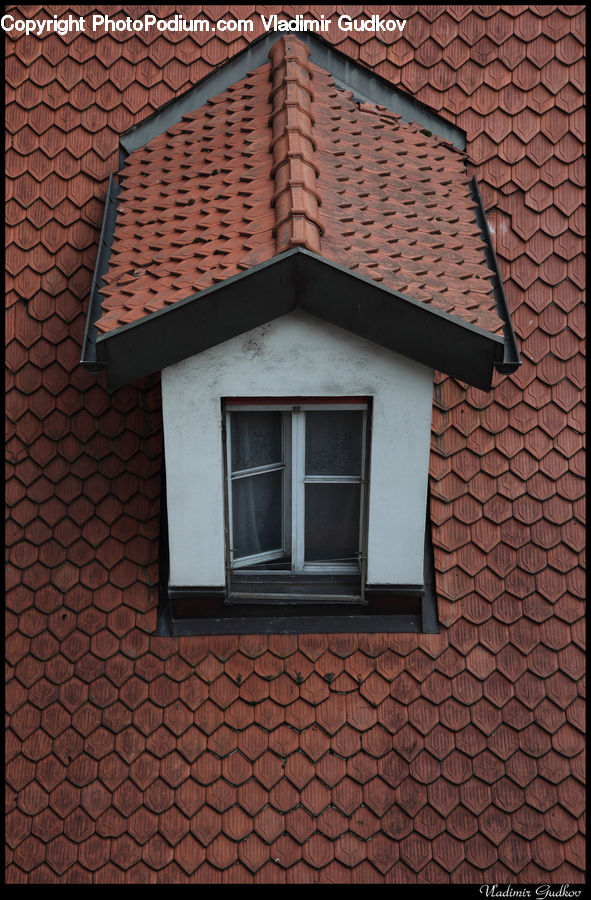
(93, 248), (508, 392)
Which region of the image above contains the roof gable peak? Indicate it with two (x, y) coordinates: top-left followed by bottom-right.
(118, 31), (465, 160)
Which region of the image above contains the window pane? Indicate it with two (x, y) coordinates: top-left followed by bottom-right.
(304, 483), (361, 563)
(305, 411), (363, 476)
(231, 411), (282, 472)
(232, 470), (283, 559)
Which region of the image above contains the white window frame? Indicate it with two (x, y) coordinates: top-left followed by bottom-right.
(225, 401), (368, 577)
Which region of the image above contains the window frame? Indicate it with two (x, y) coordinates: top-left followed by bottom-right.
(224, 399), (370, 601)
(225, 408), (292, 570)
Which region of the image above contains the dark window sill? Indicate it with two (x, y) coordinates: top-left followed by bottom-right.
(157, 584), (438, 636)
(160, 611), (424, 636)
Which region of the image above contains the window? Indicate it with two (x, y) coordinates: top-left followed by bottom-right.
(225, 399), (369, 602)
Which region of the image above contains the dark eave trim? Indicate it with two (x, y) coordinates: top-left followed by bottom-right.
(471, 176), (521, 375)
(91, 248), (505, 393)
(96, 251), (298, 390)
(79, 171), (120, 373)
(118, 31), (465, 160)
(296, 250), (504, 391)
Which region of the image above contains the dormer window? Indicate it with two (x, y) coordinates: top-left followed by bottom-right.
(160, 311), (440, 631)
(81, 33), (519, 635)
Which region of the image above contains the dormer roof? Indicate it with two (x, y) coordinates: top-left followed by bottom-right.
(82, 34), (519, 390)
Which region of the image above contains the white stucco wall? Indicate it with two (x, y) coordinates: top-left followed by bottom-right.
(161, 310), (434, 587)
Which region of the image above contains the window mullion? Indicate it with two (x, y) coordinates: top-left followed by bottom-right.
(292, 408), (306, 572)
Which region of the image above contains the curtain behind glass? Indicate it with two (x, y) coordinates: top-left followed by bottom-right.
(230, 412), (283, 559)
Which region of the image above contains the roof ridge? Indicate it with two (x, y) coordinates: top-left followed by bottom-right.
(268, 36), (323, 254)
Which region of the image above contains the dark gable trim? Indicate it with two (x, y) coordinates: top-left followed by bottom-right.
(96, 251), (297, 390)
(80, 171), (120, 373)
(93, 247), (506, 392)
(118, 31), (465, 160)
(471, 176), (521, 374)
(297, 251), (507, 391)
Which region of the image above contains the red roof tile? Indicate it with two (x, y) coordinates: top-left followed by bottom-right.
(94, 37), (504, 341)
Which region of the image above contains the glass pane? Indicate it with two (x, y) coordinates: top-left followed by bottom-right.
(305, 411), (363, 476)
(232, 470), (283, 559)
(304, 483), (361, 563)
(230, 411), (282, 472)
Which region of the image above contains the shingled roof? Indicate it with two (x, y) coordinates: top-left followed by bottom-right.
(83, 35), (519, 391)
(6, 5), (585, 886)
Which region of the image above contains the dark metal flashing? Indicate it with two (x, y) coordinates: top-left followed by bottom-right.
(79, 171), (120, 373)
(471, 176), (521, 375)
(93, 248), (505, 392)
(160, 611), (421, 636)
(118, 31), (465, 161)
(159, 585), (423, 635)
(155, 442), (170, 636)
(421, 494), (440, 634)
(169, 585), (421, 615)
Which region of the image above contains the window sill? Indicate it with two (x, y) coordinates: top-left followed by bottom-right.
(229, 571), (362, 602)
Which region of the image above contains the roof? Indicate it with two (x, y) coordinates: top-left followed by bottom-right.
(5, 5), (585, 886)
(83, 34), (519, 391)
